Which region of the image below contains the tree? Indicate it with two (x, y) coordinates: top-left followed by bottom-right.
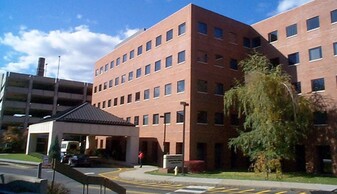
(48, 136), (61, 162)
(224, 52), (313, 179)
(1, 127), (27, 153)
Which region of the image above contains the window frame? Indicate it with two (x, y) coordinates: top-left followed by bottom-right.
(214, 27), (223, 39)
(155, 60), (161, 72)
(145, 64), (151, 75)
(309, 46), (322, 61)
(198, 22), (208, 35)
(177, 80), (185, 93)
(178, 22), (186, 35)
(311, 78), (325, 92)
(154, 86), (160, 98)
(307, 16), (320, 31)
(286, 23), (297, 37)
(178, 50), (186, 63)
(165, 83), (172, 96)
(268, 30), (278, 43)
(288, 52), (300, 65)
(332, 9), (337, 23)
(166, 29), (173, 41)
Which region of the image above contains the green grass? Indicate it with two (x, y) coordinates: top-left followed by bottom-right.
(149, 170), (337, 185)
(0, 153), (42, 163)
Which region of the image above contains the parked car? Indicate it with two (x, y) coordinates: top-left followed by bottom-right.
(60, 141), (80, 163)
(68, 154), (92, 167)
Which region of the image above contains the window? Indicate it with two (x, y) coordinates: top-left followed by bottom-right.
(128, 71), (133, 81)
(309, 46), (322, 61)
(197, 50), (208, 63)
(292, 82), (301, 93)
(155, 60), (161, 72)
(332, 9), (337, 23)
(94, 86), (97, 93)
(307, 16), (320, 31)
(143, 115), (149, 125)
(134, 116), (139, 126)
(126, 117), (131, 123)
(230, 58), (238, 70)
(177, 80), (185, 93)
(178, 50), (185, 63)
(108, 99), (111, 107)
(102, 101), (106, 108)
(135, 92), (141, 102)
(130, 50), (134, 59)
(214, 27), (223, 39)
(95, 69), (99, 76)
(136, 68), (141, 78)
(286, 24), (297, 37)
(109, 79), (113, 88)
(145, 64), (151, 75)
(97, 102), (100, 108)
(154, 86), (160, 98)
(153, 114), (159, 125)
(178, 22), (186, 35)
(165, 83), (172, 95)
(120, 96), (125, 105)
(115, 77), (119, 86)
(122, 54), (127, 63)
(98, 84), (102, 91)
(137, 45), (143, 55)
(103, 82), (107, 90)
(215, 83), (224, 95)
(164, 112), (171, 124)
(121, 74), (126, 84)
(176, 111), (184, 123)
(116, 57), (120, 66)
(100, 67), (103, 74)
(114, 98), (118, 106)
(165, 55), (172, 68)
(127, 94), (132, 103)
(268, 30), (278, 42)
(311, 78), (325, 91)
(110, 61), (114, 69)
(313, 111), (328, 125)
(104, 64), (108, 72)
(197, 80), (208, 93)
(146, 40), (152, 51)
(334, 42), (337, 56)
(198, 22), (207, 34)
(215, 54), (224, 67)
(144, 89), (150, 100)
(166, 29), (173, 41)
(243, 37), (251, 48)
(252, 37), (261, 48)
(155, 35), (162, 46)
(215, 112), (224, 125)
(197, 111), (208, 124)
(288, 52), (300, 65)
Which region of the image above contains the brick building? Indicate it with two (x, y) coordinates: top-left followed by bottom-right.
(93, 0), (337, 175)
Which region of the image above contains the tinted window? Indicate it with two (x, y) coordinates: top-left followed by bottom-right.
(178, 50), (185, 63)
(165, 55), (172, 68)
(198, 22), (207, 34)
(178, 23), (186, 35)
(288, 52), (300, 65)
(166, 29), (173, 41)
(311, 78), (325, 91)
(307, 16), (320, 31)
(334, 42), (337, 55)
(309, 46), (322, 61)
(268, 30), (278, 42)
(214, 27), (223, 39)
(286, 24), (297, 37)
(331, 9), (337, 23)
(155, 35), (162, 46)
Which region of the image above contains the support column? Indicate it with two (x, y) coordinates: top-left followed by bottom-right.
(126, 136), (139, 165)
(26, 133), (37, 154)
(85, 135), (96, 155)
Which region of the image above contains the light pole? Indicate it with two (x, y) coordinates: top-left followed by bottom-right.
(160, 115), (167, 155)
(180, 101), (189, 175)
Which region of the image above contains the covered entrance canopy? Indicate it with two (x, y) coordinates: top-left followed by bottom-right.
(26, 103), (139, 165)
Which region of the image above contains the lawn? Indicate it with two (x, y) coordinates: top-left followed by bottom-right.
(149, 170), (337, 185)
(0, 153), (42, 163)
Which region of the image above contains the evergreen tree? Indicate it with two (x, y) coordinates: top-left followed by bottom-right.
(48, 136), (61, 162)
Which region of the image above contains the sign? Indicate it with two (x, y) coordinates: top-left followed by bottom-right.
(163, 154), (182, 169)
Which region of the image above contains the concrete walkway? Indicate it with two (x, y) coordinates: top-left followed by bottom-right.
(118, 165), (337, 192)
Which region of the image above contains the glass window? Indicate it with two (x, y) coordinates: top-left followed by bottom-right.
(177, 80), (185, 93)
(109, 79), (113, 88)
(309, 46), (322, 61)
(155, 35), (162, 46)
(104, 64), (108, 72)
(97, 102), (100, 108)
(155, 60), (161, 72)
(334, 42), (337, 56)
(313, 111), (328, 125)
(136, 68), (141, 78)
(165, 55), (172, 68)
(154, 86), (160, 98)
(332, 9), (337, 23)
(215, 54), (224, 67)
(128, 71), (133, 81)
(108, 99), (111, 107)
(114, 98), (118, 106)
(197, 79), (208, 93)
(292, 82), (301, 94)
(102, 101), (106, 108)
(230, 58), (238, 70)
(127, 94), (132, 103)
(126, 117), (131, 122)
(100, 67), (103, 74)
(115, 77), (119, 86)
(215, 112), (224, 125)
(135, 92), (140, 102)
(116, 57), (120, 66)
(215, 83), (224, 95)
(165, 83), (172, 95)
(164, 112), (171, 124)
(121, 74), (126, 84)
(178, 22), (186, 35)
(153, 114), (159, 125)
(110, 61), (114, 69)
(268, 30), (278, 42)
(178, 50), (185, 63)
(307, 16), (320, 31)
(144, 89), (150, 100)
(198, 22), (207, 34)
(145, 64), (151, 75)
(143, 115), (149, 125)
(197, 111), (208, 124)
(120, 96), (125, 105)
(311, 78), (325, 91)
(98, 84), (102, 91)
(166, 29), (173, 41)
(288, 52), (300, 65)
(243, 37), (251, 48)
(95, 69), (99, 76)
(176, 111), (184, 123)
(122, 54), (127, 63)
(130, 50), (134, 59)
(252, 37), (261, 48)
(197, 50), (208, 63)
(103, 82), (107, 90)
(286, 24), (297, 37)
(137, 45), (143, 55)
(146, 40), (152, 51)
(214, 27), (223, 39)
(134, 116), (139, 126)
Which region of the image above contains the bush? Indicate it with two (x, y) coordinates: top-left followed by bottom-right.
(185, 160), (206, 173)
(48, 183), (70, 194)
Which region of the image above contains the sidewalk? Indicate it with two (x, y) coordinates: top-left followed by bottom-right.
(118, 165), (337, 192)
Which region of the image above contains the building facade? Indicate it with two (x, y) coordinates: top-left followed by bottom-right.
(93, 0), (337, 175)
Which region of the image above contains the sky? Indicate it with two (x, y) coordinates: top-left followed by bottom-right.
(0, 0), (312, 83)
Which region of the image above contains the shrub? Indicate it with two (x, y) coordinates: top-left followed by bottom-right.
(48, 182), (70, 194)
(185, 160), (206, 173)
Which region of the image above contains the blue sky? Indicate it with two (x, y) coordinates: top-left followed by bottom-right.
(0, 0), (311, 82)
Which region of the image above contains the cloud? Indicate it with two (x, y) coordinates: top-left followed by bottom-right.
(270, 0), (312, 15)
(0, 26), (140, 83)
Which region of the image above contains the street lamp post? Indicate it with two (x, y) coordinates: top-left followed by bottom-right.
(180, 101), (189, 175)
(160, 115), (167, 155)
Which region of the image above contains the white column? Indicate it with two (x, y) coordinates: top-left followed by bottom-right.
(125, 136), (139, 165)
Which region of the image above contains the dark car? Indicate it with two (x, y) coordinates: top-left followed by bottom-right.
(68, 154), (92, 167)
